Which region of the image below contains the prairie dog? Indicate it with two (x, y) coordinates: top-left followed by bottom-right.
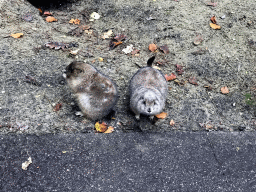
(130, 56), (168, 119)
(65, 61), (118, 120)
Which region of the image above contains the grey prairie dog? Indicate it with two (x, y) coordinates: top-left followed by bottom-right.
(130, 56), (168, 119)
(65, 61), (118, 120)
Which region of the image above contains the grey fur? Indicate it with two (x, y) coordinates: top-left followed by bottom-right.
(129, 57), (168, 119)
(65, 61), (118, 120)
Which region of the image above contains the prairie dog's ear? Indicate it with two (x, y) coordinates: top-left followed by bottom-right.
(147, 56), (155, 67)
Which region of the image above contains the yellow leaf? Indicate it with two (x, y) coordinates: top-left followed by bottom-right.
(11, 33), (23, 38)
(46, 16), (57, 22)
(155, 112), (167, 119)
(210, 23), (221, 30)
(104, 126), (114, 133)
(69, 18), (80, 24)
(98, 57), (104, 62)
(95, 122), (108, 132)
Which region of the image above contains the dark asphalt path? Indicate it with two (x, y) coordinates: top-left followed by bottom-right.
(0, 132), (255, 191)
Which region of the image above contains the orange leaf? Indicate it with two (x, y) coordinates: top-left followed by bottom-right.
(210, 16), (217, 24)
(210, 23), (221, 29)
(113, 41), (122, 46)
(69, 18), (80, 25)
(46, 16), (57, 22)
(149, 43), (157, 52)
(170, 119), (175, 126)
(221, 86), (229, 94)
(155, 112), (167, 119)
(11, 33), (23, 38)
(104, 126), (114, 133)
(38, 8), (43, 14)
(95, 122), (108, 132)
(165, 73), (177, 81)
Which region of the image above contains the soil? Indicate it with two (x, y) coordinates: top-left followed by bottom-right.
(0, 0), (256, 134)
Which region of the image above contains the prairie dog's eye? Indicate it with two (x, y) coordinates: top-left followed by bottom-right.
(143, 101), (146, 105)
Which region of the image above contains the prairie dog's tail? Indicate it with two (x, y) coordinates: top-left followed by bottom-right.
(147, 56), (155, 67)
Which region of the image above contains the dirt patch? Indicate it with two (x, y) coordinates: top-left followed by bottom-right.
(0, 0), (256, 134)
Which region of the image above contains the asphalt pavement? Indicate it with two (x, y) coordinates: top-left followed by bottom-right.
(1, 132), (255, 191)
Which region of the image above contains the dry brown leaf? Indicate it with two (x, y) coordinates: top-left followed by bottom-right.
(46, 16), (57, 22)
(38, 8), (43, 14)
(210, 23), (221, 30)
(149, 43), (157, 52)
(11, 33), (23, 38)
(221, 86), (229, 94)
(175, 64), (184, 75)
(104, 126), (114, 133)
(189, 77), (198, 85)
(170, 119), (175, 126)
(95, 122), (108, 132)
(155, 112), (167, 119)
(53, 103), (62, 112)
(165, 73), (177, 81)
(69, 18), (80, 24)
(159, 45), (169, 54)
(210, 16), (217, 24)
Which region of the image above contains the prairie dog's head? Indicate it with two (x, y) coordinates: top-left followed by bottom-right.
(136, 90), (162, 115)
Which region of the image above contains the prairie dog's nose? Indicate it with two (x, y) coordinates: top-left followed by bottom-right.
(148, 108), (151, 113)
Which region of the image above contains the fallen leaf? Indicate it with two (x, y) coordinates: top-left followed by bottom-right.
(149, 43), (157, 52)
(104, 126), (114, 133)
(122, 44), (133, 54)
(109, 41), (122, 49)
(159, 45), (169, 54)
(155, 112), (167, 119)
(98, 57), (104, 62)
(210, 15), (217, 24)
(11, 33), (23, 38)
(84, 29), (93, 35)
(210, 23), (221, 30)
(70, 49), (80, 55)
(102, 30), (113, 39)
(189, 77), (198, 85)
(221, 86), (229, 94)
(90, 12), (100, 20)
(114, 34), (127, 41)
(53, 103), (62, 111)
(43, 11), (52, 16)
(153, 66), (161, 70)
(79, 25), (91, 30)
(193, 35), (203, 45)
(95, 122), (108, 132)
(22, 157), (32, 170)
(69, 18), (80, 24)
(46, 16), (57, 22)
(175, 64), (184, 75)
(170, 119), (175, 126)
(165, 73), (177, 81)
(38, 8), (43, 14)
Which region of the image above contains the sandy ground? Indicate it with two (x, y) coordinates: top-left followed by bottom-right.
(0, 0), (256, 134)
